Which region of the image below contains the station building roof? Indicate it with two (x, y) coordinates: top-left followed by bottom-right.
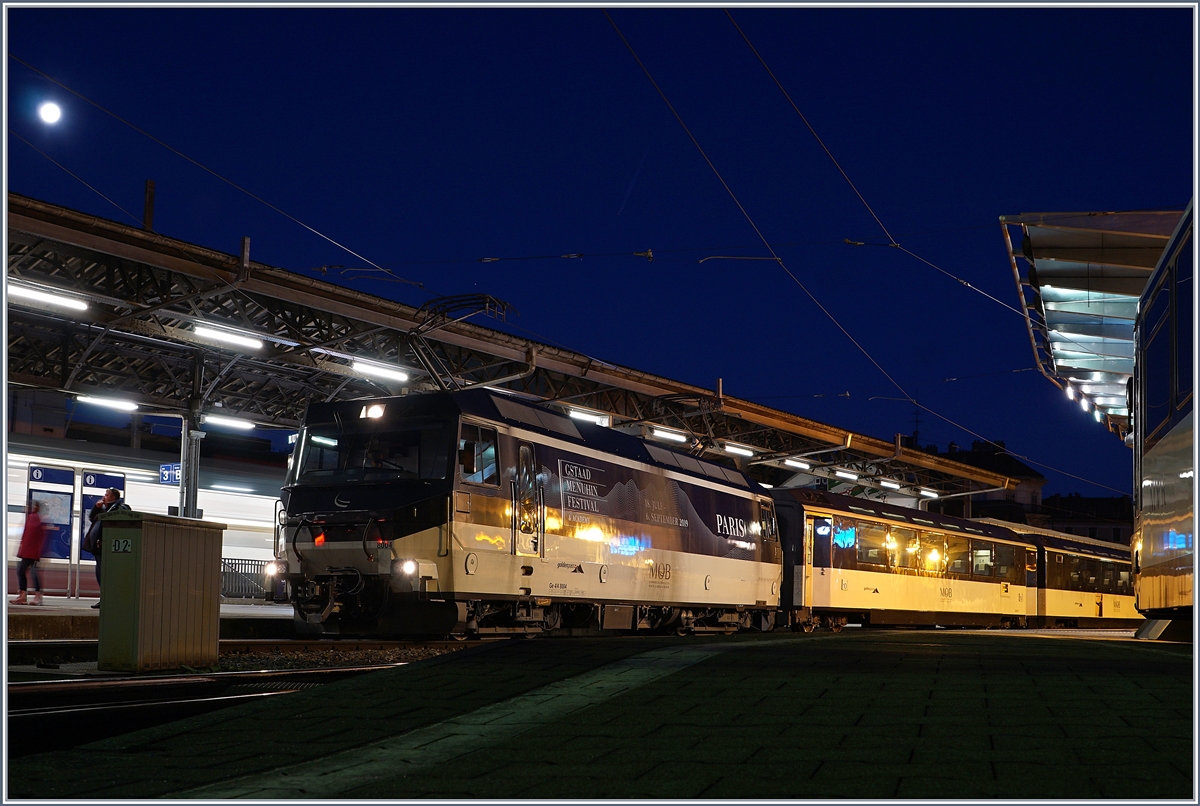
(1000, 208), (1185, 442)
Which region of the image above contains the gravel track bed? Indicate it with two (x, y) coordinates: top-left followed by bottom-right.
(218, 645), (463, 671)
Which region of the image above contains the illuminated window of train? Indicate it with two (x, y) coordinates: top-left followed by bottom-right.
(856, 521), (888, 567)
(970, 540), (994, 577)
(831, 516), (857, 569)
(945, 534), (970, 576)
(459, 423), (499, 486)
(1116, 568), (1132, 595)
(994, 543), (1021, 583)
(921, 532), (945, 572)
(891, 526), (919, 569)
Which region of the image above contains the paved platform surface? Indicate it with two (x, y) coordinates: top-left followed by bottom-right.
(7, 629), (1192, 799)
(7, 595), (293, 640)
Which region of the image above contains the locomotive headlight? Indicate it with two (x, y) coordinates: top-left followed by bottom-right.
(265, 562), (279, 576)
(393, 559), (418, 576)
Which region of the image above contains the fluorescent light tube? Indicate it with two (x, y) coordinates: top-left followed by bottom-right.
(76, 395), (138, 412)
(9, 285), (88, 310)
(204, 415), (255, 430)
(353, 361), (409, 382)
(194, 326), (263, 350)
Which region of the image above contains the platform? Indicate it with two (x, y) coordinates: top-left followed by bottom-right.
(6, 629), (1192, 799)
(6, 594), (294, 640)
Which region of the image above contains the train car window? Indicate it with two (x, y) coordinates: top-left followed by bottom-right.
(1067, 555), (1085, 591)
(891, 526), (919, 569)
(758, 502), (778, 541)
(856, 521), (888, 567)
(1085, 559), (1101, 593)
(1046, 552), (1065, 590)
(993, 544), (1021, 583)
(1176, 231), (1194, 403)
(921, 532), (946, 573)
(1100, 562), (1116, 594)
(1117, 567), (1132, 595)
(297, 420), (453, 483)
(831, 516), (857, 570)
(459, 423), (499, 486)
(517, 443), (538, 535)
(970, 540), (995, 578)
(811, 517), (832, 567)
(945, 534), (970, 576)
(1143, 279), (1173, 436)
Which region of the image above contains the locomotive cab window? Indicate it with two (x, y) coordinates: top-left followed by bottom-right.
(459, 423), (499, 486)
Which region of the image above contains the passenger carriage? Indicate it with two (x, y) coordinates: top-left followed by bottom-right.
(977, 519), (1142, 628)
(772, 489), (1037, 630)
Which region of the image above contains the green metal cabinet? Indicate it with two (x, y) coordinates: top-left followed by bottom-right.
(96, 512), (226, 673)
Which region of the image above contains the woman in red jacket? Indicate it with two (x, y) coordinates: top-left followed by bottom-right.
(11, 500), (47, 606)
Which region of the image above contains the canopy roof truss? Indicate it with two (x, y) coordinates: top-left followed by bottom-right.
(7, 193), (1016, 499)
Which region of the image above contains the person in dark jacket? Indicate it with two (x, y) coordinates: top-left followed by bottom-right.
(87, 488), (129, 609)
(11, 501), (47, 606)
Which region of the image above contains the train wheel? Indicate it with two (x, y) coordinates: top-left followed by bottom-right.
(830, 620), (844, 633)
(802, 621), (816, 633)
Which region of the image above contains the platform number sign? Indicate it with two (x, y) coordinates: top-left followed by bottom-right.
(160, 463), (181, 485)
(110, 538), (133, 554)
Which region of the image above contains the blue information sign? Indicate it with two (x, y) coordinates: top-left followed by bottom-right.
(27, 465), (75, 560)
(160, 463), (181, 485)
(81, 470), (126, 561)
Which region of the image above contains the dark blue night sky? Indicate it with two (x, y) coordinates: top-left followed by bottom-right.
(6, 6), (1195, 495)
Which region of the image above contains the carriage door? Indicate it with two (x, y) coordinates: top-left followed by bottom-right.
(511, 442), (543, 557)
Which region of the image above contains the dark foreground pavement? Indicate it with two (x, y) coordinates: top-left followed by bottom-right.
(7, 630), (1193, 799)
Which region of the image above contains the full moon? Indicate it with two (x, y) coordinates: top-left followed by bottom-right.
(38, 102), (61, 124)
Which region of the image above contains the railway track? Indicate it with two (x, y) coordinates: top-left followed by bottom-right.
(7, 637), (472, 668)
(7, 664), (406, 759)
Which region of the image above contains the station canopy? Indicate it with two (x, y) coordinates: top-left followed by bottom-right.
(7, 192), (1019, 501)
(1001, 209), (1185, 442)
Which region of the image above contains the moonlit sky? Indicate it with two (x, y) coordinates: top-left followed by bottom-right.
(6, 6), (1195, 496)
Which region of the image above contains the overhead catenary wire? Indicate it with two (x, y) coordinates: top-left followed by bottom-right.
(724, 12), (1122, 366)
(605, 9), (1120, 495)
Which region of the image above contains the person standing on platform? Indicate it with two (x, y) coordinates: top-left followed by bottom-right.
(11, 501), (47, 606)
(87, 487), (130, 609)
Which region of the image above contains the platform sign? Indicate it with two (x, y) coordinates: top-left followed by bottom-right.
(27, 465), (75, 560)
(81, 471), (126, 561)
(159, 463), (181, 485)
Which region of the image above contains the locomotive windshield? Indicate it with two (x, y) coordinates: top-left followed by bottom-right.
(290, 417), (454, 485)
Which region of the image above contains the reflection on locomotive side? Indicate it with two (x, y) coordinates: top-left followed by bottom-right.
(278, 389), (781, 637)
